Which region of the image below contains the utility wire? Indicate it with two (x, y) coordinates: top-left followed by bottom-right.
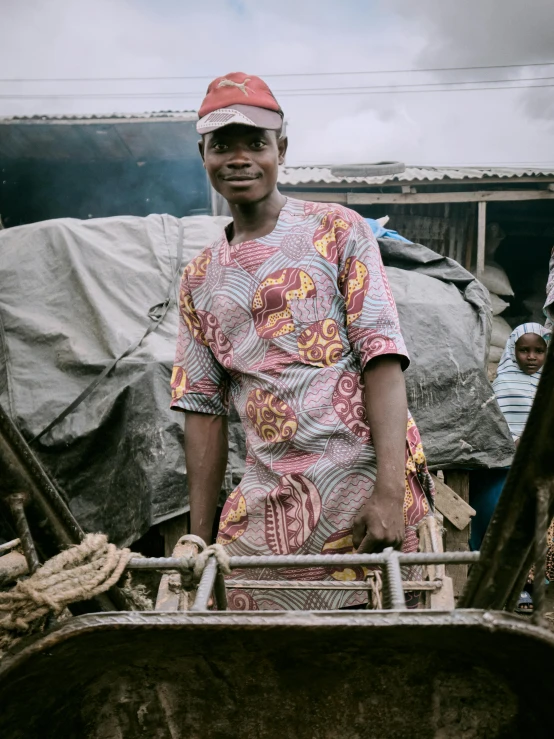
(1, 61), (553, 83)
(283, 82), (554, 97)
(1, 82), (552, 100)
(278, 75), (554, 92)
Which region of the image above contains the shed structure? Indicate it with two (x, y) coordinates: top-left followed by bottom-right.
(279, 165), (554, 326)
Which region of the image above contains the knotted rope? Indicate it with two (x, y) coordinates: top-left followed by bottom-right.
(0, 533), (139, 655)
(367, 570), (383, 610)
(192, 543), (231, 580)
(0, 534), (232, 656)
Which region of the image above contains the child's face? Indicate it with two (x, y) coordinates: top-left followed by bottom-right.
(515, 333), (547, 374)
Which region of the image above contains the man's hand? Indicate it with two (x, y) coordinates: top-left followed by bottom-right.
(352, 481), (405, 553)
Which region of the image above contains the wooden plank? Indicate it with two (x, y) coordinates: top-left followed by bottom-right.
(159, 512), (190, 557)
(476, 201), (487, 277)
(346, 190), (554, 205)
(417, 515), (455, 610)
(279, 175), (554, 190)
(443, 471), (471, 599)
(155, 536), (198, 611)
(465, 205), (476, 271)
(431, 473), (475, 531)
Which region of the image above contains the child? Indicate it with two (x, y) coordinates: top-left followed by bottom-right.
(471, 325), (549, 574)
(492, 323), (550, 612)
(492, 323), (549, 445)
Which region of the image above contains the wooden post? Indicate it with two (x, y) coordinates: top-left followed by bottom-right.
(159, 512), (190, 557)
(476, 201), (487, 278)
(465, 205), (476, 271)
(155, 536), (199, 611)
(443, 470), (471, 599)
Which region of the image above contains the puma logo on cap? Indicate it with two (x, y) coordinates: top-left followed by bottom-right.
(218, 78), (251, 96)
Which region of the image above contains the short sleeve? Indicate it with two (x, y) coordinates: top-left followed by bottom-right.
(337, 215), (410, 371)
(170, 270), (230, 415)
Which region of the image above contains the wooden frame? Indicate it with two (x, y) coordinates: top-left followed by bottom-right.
(285, 190), (554, 205)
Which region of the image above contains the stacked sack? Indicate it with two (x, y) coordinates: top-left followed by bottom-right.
(471, 224), (513, 382)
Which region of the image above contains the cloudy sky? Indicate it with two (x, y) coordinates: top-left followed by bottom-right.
(2, 0), (554, 167)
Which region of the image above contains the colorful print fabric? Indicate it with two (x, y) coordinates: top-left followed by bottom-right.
(171, 198), (433, 609)
(544, 246), (554, 333)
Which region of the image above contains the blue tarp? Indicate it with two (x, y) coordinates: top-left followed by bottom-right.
(365, 217), (412, 243)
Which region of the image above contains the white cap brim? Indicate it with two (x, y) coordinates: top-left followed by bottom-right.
(197, 104), (283, 134)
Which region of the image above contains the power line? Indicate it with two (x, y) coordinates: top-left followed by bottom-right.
(287, 82), (554, 97)
(273, 75), (554, 93)
(1, 82), (552, 100)
(284, 82), (554, 98)
(1, 61), (553, 83)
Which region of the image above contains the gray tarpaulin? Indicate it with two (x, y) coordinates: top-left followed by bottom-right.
(0, 215), (514, 545)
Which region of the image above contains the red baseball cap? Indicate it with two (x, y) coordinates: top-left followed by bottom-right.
(197, 72), (283, 135)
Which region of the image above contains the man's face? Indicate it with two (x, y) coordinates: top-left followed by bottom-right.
(200, 124), (287, 205)
(515, 333), (547, 374)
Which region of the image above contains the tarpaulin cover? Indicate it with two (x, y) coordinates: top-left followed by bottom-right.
(0, 215), (514, 545)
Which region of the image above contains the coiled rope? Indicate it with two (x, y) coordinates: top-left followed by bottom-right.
(1, 533), (137, 655)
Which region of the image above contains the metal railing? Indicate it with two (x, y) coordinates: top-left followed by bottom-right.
(126, 547), (480, 612)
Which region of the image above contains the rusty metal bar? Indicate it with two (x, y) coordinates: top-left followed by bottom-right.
(127, 550), (479, 571)
(383, 548), (407, 610)
(213, 570), (228, 610)
(229, 552), (479, 568)
(224, 579), (442, 591)
(7, 493), (40, 574)
(189, 557), (218, 612)
(0, 403), (82, 547)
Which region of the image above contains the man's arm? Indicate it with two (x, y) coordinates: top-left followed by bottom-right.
(184, 410), (229, 545)
(352, 355), (407, 553)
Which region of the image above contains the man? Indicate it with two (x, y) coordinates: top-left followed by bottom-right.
(170, 72), (433, 609)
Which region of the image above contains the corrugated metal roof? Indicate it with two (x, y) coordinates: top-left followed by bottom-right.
(0, 111), (197, 123)
(0, 112), (199, 161)
(279, 165), (554, 186)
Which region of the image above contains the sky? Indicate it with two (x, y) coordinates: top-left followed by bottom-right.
(2, 0), (554, 168)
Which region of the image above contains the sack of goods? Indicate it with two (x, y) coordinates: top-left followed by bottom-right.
(487, 315), (513, 381)
(487, 291), (510, 381)
(472, 259), (514, 382)
(475, 263), (514, 298)
(490, 293), (510, 316)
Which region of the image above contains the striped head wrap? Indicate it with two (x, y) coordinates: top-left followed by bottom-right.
(492, 322), (550, 440)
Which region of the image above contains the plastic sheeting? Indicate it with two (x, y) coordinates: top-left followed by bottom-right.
(365, 217), (412, 243)
(0, 215), (514, 545)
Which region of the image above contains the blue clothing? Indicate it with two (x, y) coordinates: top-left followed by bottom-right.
(469, 469), (509, 550)
(364, 218), (412, 243)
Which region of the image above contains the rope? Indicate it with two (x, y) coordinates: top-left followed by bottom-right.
(0, 534), (232, 655)
(192, 544), (231, 580)
(0, 533), (135, 655)
(367, 570), (383, 610)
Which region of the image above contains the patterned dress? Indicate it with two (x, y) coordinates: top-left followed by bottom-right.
(171, 198), (433, 609)
(544, 246), (554, 334)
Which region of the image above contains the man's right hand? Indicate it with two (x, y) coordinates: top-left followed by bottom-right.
(352, 482), (405, 554)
